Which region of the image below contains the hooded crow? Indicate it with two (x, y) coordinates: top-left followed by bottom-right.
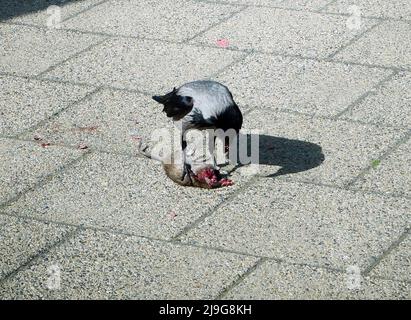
(152, 80), (243, 181)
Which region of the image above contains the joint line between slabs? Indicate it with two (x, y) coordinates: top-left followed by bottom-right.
(60, 0), (111, 24)
(14, 87), (104, 140)
(184, 4), (249, 43)
(0, 151), (93, 210)
(215, 257), (267, 300)
(326, 20), (384, 60)
(345, 130), (411, 188)
(171, 176), (260, 240)
(362, 228), (410, 276)
(35, 37), (109, 78)
(333, 69), (400, 119)
(317, 0), (339, 13)
(0, 227), (82, 284)
(0, 21), (407, 73)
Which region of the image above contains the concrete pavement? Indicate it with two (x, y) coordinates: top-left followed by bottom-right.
(0, 0), (410, 299)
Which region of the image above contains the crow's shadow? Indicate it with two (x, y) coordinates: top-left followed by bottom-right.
(233, 133), (325, 178)
(1, 0), (76, 21)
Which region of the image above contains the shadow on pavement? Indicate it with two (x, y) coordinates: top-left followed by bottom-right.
(235, 133), (325, 178)
(0, 0), (77, 21)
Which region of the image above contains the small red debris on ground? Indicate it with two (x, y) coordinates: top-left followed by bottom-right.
(216, 38), (229, 48)
(169, 211), (177, 219)
(130, 135), (141, 142)
(41, 142), (51, 148)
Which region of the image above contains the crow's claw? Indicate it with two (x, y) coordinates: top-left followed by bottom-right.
(181, 162), (194, 184)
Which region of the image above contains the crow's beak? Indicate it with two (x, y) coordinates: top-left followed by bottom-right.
(152, 95), (163, 103)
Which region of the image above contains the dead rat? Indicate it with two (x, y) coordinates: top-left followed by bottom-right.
(138, 142), (233, 189)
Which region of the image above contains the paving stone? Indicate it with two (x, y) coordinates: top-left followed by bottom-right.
(340, 72), (411, 128)
(333, 21), (411, 69)
(42, 38), (245, 92)
(0, 229), (258, 299)
(0, 0), (103, 25)
(352, 139), (411, 198)
(196, 0), (330, 10)
(324, 0), (411, 20)
(215, 53), (390, 116)
(2, 152), (251, 240)
(0, 138), (84, 204)
(0, 24), (104, 76)
(0, 76), (95, 137)
(224, 260), (410, 299)
(190, 7), (377, 58)
(62, 0), (240, 42)
(370, 234), (410, 282)
(241, 109), (405, 186)
(180, 179), (411, 270)
(0, 215), (74, 280)
(20, 89), (174, 155)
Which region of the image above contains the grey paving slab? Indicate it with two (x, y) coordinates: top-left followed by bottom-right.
(20, 89), (174, 155)
(62, 0), (240, 42)
(0, 75), (95, 137)
(333, 21), (411, 69)
(242, 109), (405, 186)
(189, 7), (377, 58)
(340, 72), (411, 128)
(215, 53), (390, 116)
(2, 152), (251, 240)
(0, 215), (75, 280)
(180, 179), (411, 270)
(0, 229), (258, 299)
(0, 138), (84, 204)
(0, 24), (104, 76)
(42, 38), (244, 92)
(224, 260), (410, 299)
(196, 0), (330, 10)
(352, 139), (411, 198)
(0, 0), (104, 25)
(370, 234), (410, 282)
(324, 0), (411, 20)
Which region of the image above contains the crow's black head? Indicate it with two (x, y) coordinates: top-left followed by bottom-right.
(152, 88), (193, 121)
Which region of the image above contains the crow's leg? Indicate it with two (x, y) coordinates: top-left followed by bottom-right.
(208, 134), (220, 170)
(181, 137), (194, 183)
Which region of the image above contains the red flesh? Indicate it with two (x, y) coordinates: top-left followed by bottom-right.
(194, 167), (233, 188)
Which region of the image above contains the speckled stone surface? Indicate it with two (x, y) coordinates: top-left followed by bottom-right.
(190, 7), (377, 58)
(242, 108), (406, 186)
(0, 138), (84, 204)
(62, 0), (241, 42)
(0, 24), (104, 76)
(333, 21), (411, 69)
(369, 234), (411, 282)
(195, 0), (331, 10)
(1, 0), (410, 299)
(340, 72), (411, 128)
(42, 38), (245, 92)
(215, 54), (390, 116)
(352, 139), (411, 198)
(20, 89), (174, 154)
(0, 75), (95, 137)
(2, 152), (252, 240)
(324, 0), (411, 20)
(224, 260), (410, 299)
(0, 229), (258, 299)
(180, 179), (411, 270)
(0, 215), (75, 280)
